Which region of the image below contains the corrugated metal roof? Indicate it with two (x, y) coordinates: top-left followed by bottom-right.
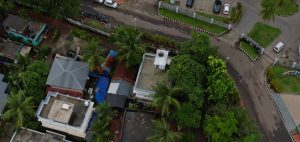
(46, 58), (89, 91)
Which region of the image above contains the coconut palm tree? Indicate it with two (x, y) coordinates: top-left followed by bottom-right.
(83, 38), (105, 71)
(261, 0), (278, 21)
(95, 102), (116, 121)
(147, 119), (182, 142)
(2, 91), (34, 129)
(111, 26), (145, 67)
(90, 119), (112, 142)
(151, 82), (181, 117)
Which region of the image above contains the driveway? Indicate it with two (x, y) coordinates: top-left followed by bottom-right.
(80, 0), (294, 141)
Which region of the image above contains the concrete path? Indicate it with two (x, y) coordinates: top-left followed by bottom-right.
(80, 1), (294, 141)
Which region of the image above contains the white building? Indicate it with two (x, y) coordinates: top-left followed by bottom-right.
(133, 50), (171, 101)
(36, 92), (94, 138)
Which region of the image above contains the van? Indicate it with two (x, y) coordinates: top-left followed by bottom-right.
(186, 0), (194, 8)
(273, 42), (284, 52)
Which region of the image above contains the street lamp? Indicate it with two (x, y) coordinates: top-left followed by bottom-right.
(133, 18), (137, 30)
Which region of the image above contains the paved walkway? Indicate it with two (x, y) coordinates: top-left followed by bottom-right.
(272, 93), (297, 131)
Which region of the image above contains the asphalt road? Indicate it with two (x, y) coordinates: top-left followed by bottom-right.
(80, 0), (294, 141)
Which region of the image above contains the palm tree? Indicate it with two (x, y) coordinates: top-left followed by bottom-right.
(112, 26), (145, 67)
(151, 82), (181, 117)
(2, 91), (34, 129)
(90, 119), (112, 142)
(261, 0), (278, 21)
(83, 39), (105, 71)
(147, 119), (182, 142)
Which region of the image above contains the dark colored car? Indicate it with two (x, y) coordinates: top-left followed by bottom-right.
(213, 0), (222, 14)
(186, 0), (194, 8)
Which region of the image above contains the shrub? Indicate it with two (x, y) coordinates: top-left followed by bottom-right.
(181, 132), (196, 142)
(52, 28), (61, 41)
(70, 29), (92, 41)
(271, 79), (283, 92)
(230, 2), (242, 23)
(38, 45), (51, 59)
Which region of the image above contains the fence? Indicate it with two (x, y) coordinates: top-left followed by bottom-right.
(158, 1), (231, 29)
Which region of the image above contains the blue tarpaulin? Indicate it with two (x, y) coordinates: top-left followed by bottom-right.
(95, 75), (110, 103)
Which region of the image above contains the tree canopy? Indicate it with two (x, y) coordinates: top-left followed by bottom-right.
(147, 119), (182, 142)
(261, 0), (278, 21)
(173, 103), (201, 128)
(169, 55), (206, 91)
(83, 39), (105, 71)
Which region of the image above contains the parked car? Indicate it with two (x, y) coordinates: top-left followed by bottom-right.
(186, 0), (194, 8)
(223, 3), (230, 15)
(104, 0), (118, 8)
(213, 0), (222, 14)
(273, 42), (284, 52)
(93, 0), (104, 3)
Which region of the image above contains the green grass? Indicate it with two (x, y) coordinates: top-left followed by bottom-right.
(267, 65), (300, 94)
(197, 12), (230, 23)
(159, 8), (227, 34)
(276, 0), (298, 16)
(240, 41), (259, 59)
(248, 22), (281, 47)
(84, 19), (104, 29)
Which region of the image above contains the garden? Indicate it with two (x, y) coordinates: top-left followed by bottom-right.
(267, 65), (300, 94)
(240, 22), (281, 60)
(159, 8), (227, 34)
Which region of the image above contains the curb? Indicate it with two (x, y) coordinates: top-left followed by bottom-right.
(264, 66), (296, 142)
(238, 42), (260, 61)
(157, 9), (229, 36)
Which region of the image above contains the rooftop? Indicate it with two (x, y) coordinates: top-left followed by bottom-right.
(38, 92), (90, 126)
(3, 14), (45, 38)
(46, 57), (89, 91)
(0, 40), (22, 60)
(135, 53), (168, 91)
(121, 110), (155, 142)
(0, 73), (8, 115)
(10, 128), (71, 142)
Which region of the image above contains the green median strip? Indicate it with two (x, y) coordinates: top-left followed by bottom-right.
(240, 41), (259, 59)
(248, 22), (281, 47)
(159, 8), (227, 34)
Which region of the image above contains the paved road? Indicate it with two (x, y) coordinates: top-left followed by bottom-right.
(80, 1), (294, 141)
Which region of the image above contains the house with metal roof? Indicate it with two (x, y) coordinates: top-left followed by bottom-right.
(2, 14), (47, 46)
(46, 56), (89, 98)
(0, 73), (8, 117)
(0, 39), (31, 64)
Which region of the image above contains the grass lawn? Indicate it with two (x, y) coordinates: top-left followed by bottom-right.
(267, 65), (300, 94)
(196, 12), (230, 23)
(276, 0), (298, 16)
(248, 22), (281, 47)
(240, 41), (259, 59)
(159, 8), (227, 34)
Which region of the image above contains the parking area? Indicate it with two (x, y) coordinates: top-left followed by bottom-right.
(179, 0), (238, 16)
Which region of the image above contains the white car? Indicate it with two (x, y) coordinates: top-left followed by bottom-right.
(223, 3), (230, 15)
(273, 42), (284, 52)
(93, 0), (104, 3)
(104, 0), (118, 8)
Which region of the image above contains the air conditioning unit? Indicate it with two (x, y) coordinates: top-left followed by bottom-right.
(62, 104), (70, 110)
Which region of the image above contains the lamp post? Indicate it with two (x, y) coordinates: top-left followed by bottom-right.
(133, 18), (137, 30)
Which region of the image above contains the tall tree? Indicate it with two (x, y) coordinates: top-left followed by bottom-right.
(111, 26), (146, 67)
(147, 119), (182, 142)
(261, 0), (278, 21)
(2, 91), (34, 129)
(151, 82), (181, 117)
(169, 55), (207, 91)
(173, 103), (201, 128)
(83, 39), (105, 71)
(38, 0), (81, 19)
(204, 112), (238, 142)
(180, 32), (217, 64)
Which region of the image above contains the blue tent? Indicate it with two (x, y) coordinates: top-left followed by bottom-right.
(95, 76), (110, 103)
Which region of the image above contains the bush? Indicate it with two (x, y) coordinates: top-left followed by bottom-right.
(230, 2), (242, 23)
(271, 79), (283, 92)
(38, 45), (51, 59)
(70, 29), (92, 41)
(52, 28), (61, 41)
(181, 132), (196, 142)
(142, 32), (179, 48)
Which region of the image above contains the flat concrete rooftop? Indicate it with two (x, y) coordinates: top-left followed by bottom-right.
(136, 54), (168, 91)
(11, 128), (70, 142)
(39, 93), (88, 127)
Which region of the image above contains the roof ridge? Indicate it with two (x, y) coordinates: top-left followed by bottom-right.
(46, 59), (64, 84)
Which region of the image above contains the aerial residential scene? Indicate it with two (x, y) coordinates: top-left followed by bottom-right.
(0, 0), (299, 142)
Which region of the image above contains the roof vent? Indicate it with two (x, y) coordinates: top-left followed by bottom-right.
(61, 104), (70, 110)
